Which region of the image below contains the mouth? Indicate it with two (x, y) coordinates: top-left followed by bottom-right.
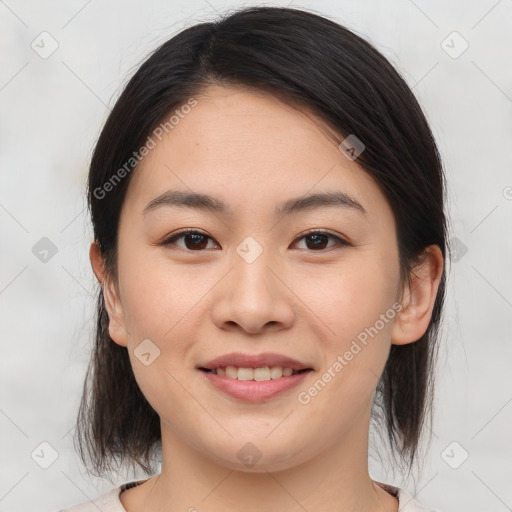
(196, 352), (315, 403)
(198, 366), (313, 402)
(196, 352), (314, 380)
(198, 366), (312, 380)
(196, 352), (314, 401)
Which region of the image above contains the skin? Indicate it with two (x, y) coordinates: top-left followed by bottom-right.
(90, 84), (443, 512)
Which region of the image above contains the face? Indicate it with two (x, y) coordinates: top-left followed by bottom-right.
(99, 84), (408, 472)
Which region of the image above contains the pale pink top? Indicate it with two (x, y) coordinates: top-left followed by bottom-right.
(57, 479), (443, 511)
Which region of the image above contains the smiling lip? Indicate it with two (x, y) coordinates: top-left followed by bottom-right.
(196, 352), (314, 402)
(197, 352), (313, 371)
(199, 368), (312, 401)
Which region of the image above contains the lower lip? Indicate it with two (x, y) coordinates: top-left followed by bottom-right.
(199, 369), (312, 402)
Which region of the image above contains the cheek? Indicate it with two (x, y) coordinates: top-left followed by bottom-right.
(294, 270), (397, 432)
(293, 254), (399, 412)
(302, 256), (399, 347)
(117, 249), (204, 425)
(117, 244), (205, 342)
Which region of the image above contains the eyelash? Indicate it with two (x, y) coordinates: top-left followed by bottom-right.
(160, 228), (352, 252)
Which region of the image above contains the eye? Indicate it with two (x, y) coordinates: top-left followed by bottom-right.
(161, 229), (351, 252)
(292, 229), (351, 251)
(161, 229), (219, 251)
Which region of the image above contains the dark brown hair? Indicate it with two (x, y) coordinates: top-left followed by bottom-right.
(75, 5), (449, 481)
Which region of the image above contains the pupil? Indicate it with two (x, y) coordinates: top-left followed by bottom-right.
(186, 234), (207, 250)
(307, 234), (327, 250)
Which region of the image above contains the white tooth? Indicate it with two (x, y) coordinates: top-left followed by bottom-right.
(220, 366), (295, 380)
(253, 367), (271, 381)
(226, 366), (238, 379)
(270, 366), (283, 379)
(237, 367), (254, 380)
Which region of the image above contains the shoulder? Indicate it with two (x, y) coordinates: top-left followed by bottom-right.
(397, 486), (445, 512)
(376, 481), (445, 512)
(55, 486), (123, 512)
(57, 479), (445, 512)
(55, 479), (148, 512)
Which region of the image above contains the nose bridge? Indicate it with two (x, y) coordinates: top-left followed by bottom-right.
(231, 237), (275, 307)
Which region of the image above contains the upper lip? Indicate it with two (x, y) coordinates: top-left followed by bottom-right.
(198, 352), (314, 371)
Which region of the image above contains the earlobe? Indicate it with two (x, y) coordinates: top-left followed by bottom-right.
(89, 241), (129, 347)
(391, 245), (444, 346)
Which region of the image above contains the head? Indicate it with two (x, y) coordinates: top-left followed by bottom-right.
(76, 6), (447, 481)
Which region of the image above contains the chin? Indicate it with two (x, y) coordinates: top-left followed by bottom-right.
(203, 438), (311, 474)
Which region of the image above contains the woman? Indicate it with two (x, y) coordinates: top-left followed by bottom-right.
(61, 6), (447, 511)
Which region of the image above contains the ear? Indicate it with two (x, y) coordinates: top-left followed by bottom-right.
(391, 244), (444, 345)
(89, 241), (128, 347)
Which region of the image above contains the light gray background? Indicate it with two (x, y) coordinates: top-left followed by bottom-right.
(1, 1), (511, 511)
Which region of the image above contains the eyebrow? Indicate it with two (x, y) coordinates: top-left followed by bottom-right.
(142, 189), (367, 218)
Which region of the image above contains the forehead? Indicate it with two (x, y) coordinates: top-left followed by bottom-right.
(151, 84), (343, 166)
(122, 84), (390, 224)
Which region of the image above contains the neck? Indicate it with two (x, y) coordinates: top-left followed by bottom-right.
(126, 408), (398, 512)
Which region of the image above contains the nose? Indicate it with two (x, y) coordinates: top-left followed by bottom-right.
(211, 249), (296, 335)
